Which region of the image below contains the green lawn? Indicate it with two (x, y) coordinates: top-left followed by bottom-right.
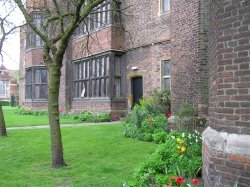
(0, 125), (156, 187)
(3, 106), (87, 127)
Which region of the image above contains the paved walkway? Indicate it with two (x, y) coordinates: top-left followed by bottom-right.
(7, 121), (122, 130)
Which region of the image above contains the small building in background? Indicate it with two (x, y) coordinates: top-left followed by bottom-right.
(0, 64), (18, 105)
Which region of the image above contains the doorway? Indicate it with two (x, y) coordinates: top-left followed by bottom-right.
(131, 77), (143, 108)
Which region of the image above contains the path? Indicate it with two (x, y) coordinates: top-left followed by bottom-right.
(7, 121), (122, 130)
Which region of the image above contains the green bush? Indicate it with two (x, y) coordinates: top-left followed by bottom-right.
(152, 131), (168, 144)
(123, 97), (168, 142)
(133, 131), (202, 186)
(123, 113), (167, 142)
(78, 112), (111, 123)
(152, 90), (171, 114)
(14, 107), (48, 116)
(0, 100), (10, 106)
(174, 104), (198, 132)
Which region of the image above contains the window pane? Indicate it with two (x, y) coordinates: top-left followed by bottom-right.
(96, 59), (99, 77)
(96, 79), (100, 97)
(34, 85), (40, 98)
(164, 61), (170, 76)
(105, 56), (109, 76)
(26, 85), (32, 99)
(92, 60), (96, 78)
(163, 0), (170, 12)
(86, 80), (89, 97)
(86, 61), (89, 78)
(34, 69), (41, 84)
(101, 78), (105, 97)
(40, 85), (47, 98)
(41, 69), (47, 83)
(164, 78), (170, 90)
(101, 57), (105, 76)
(92, 79), (96, 97)
(105, 77), (109, 96)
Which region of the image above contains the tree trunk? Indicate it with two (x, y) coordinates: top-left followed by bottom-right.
(0, 102), (7, 137)
(48, 65), (66, 168)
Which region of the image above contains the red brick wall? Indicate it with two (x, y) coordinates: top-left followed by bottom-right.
(123, 0), (171, 108)
(207, 0), (250, 135)
(123, 0), (171, 49)
(170, 0), (207, 114)
(25, 48), (44, 68)
(203, 0), (250, 186)
(71, 99), (126, 120)
(72, 26), (124, 60)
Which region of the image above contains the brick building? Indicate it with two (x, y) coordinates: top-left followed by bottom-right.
(19, 0), (250, 186)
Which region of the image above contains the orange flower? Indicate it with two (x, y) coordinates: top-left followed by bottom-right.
(170, 176), (175, 181)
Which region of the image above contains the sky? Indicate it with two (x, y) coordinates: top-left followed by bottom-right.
(1, 2), (24, 70)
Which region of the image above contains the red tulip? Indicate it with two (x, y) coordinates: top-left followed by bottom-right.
(176, 177), (184, 185)
(165, 113), (172, 118)
(192, 179), (198, 185)
(170, 176), (175, 181)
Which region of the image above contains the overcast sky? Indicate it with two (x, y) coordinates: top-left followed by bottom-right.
(1, 2), (24, 70)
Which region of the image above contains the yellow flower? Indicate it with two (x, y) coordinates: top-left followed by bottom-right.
(181, 147), (186, 152)
(177, 146), (181, 150)
(176, 138), (181, 143)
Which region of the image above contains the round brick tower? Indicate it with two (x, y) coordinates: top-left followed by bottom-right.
(203, 0), (250, 186)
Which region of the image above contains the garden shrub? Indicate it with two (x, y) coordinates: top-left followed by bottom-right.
(174, 104), (198, 132)
(133, 130), (202, 186)
(152, 131), (168, 144)
(15, 107), (48, 116)
(123, 98), (167, 142)
(151, 90), (171, 114)
(76, 111), (111, 122)
(0, 100), (10, 106)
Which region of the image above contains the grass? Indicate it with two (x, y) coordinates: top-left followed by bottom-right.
(3, 106), (100, 127)
(0, 125), (156, 187)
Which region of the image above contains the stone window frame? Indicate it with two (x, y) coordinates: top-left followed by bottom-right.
(161, 60), (171, 90)
(25, 66), (48, 100)
(159, 0), (171, 14)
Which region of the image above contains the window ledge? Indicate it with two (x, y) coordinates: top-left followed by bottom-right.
(158, 11), (171, 16)
(73, 97), (110, 101)
(25, 99), (48, 103)
(25, 46), (43, 53)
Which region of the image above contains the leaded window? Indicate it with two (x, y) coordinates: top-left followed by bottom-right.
(162, 60), (171, 90)
(25, 67), (48, 99)
(74, 53), (124, 98)
(74, 0), (122, 37)
(74, 55), (110, 98)
(26, 12), (43, 49)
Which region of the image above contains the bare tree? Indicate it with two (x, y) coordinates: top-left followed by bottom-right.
(0, 0), (20, 137)
(13, 0), (117, 168)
